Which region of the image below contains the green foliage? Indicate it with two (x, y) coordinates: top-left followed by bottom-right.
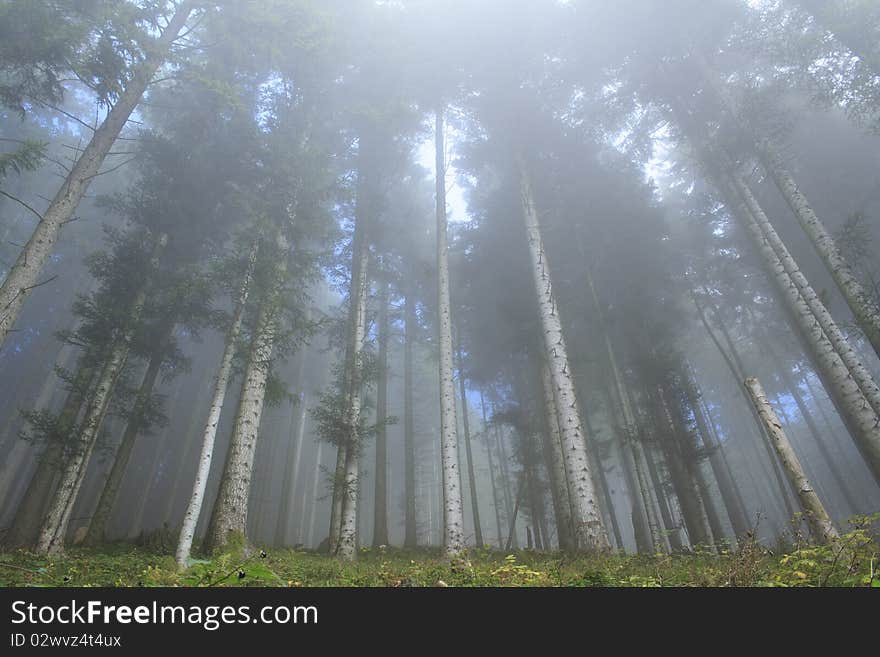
(1, 520), (877, 587)
(0, 139), (47, 178)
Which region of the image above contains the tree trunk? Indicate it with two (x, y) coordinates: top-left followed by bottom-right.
(684, 371), (751, 539)
(83, 353), (164, 545)
(724, 170), (880, 482)
(755, 145), (880, 358)
(275, 348), (310, 546)
(0, 3), (193, 347)
(456, 340), (483, 548)
(763, 341), (863, 515)
(435, 106), (466, 557)
(581, 402), (623, 550)
(731, 173), (880, 420)
(479, 391), (505, 549)
(745, 377), (841, 545)
(34, 232), (165, 556)
(175, 238), (257, 565)
(517, 155), (609, 552)
(35, 327), (136, 555)
(202, 289), (278, 554)
(3, 365), (94, 549)
(372, 277), (390, 547)
(691, 291), (801, 522)
(643, 444), (686, 552)
(539, 363), (574, 551)
(655, 386), (716, 551)
(586, 270), (661, 552)
(403, 291), (417, 549)
(275, 391), (309, 546)
(306, 441), (322, 548)
(495, 423), (518, 549)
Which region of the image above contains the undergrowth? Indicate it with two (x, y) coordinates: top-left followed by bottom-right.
(1, 514), (877, 588)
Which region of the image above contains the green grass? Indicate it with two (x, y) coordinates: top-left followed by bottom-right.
(1, 518), (878, 587)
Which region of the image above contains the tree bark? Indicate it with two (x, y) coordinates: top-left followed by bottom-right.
(517, 155), (609, 552)
(723, 171), (880, 483)
(34, 232), (165, 556)
(85, 319), (176, 545)
(175, 238), (258, 565)
(539, 362), (574, 551)
(745, 377), (841, 545)
(756, 145), (880, 358)
(479, 392), (505, 549)
(403, 291), (417, 549)
(372, 277), (390, 547)
(684, 371), (750, 539)
(456, 340), (483, 548)
(731, 173), (880, 420)
(435, 106), (466, 557)
(3, 365), (94, 549)
(0, 3), (194, 347)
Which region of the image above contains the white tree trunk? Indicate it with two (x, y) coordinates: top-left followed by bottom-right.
(517, 156), (609, 553)
(203, 297), (277, 552)
(335, 204), (371, 561)
(756, 145), (880, 358)
(732, 173), (880, 419)
(745, 377), (841, 545)
(722, 171), (880, 483)
(435, 107), (466, 557)
(540, 361), (574, 551)
(175, 241), (257, 566)
(587, 271), (666, 552)
(0, 3), (193, 346)
(34, 232), (166, 556)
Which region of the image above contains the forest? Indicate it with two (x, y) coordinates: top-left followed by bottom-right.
(0, 0), (879, 589)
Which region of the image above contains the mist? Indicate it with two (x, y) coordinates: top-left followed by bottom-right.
(1, 0), (879, 586)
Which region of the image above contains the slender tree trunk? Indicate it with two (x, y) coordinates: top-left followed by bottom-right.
(0, 3), (193, 347)
(723, 170), (880, 482)
(175, 239), (257, 566)
(691, 292), (801, 521)
(684, 372), (750, 539)
(275, 391), (309, 546)
(755, 146), (880, 358)
(539, 363), (574, 551)
(505, 478), (525, 551)
(581, 403), (623, 550)
(655, 386), (716, 550)
(35, 330), (135, 555)
(435, 106), (466, 557)
(403, 291), (417, 548)
(495, 423), (518, 549)
(731, 173), (880, 420)
(306, 441), (322, 549)
(372, 277), (390, 547)
(480, 391), (504, 549)
(3, 365), (94, 549)
(643, 444), (686, 552)
(85, 321), (175, 545)
(586, 270), (660, 552)
(745, 378), (841, 545)
(763, 341), (862, 515)
(34, 232), (165, 556)
(202, 290), (278, 554)
(517, 155), (609, 552)
(456, 341), (483, 548)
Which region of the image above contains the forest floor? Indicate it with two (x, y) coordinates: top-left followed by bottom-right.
(1, 520), (879, 587)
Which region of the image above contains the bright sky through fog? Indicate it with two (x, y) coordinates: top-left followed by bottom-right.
(417, 122), (469, 224)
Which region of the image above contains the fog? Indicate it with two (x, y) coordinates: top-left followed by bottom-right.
(0, 0), (879, 562)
